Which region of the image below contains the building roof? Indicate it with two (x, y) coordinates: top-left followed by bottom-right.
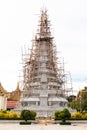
(7, 83), (21, 101)
(0, 83), (7, 96)
(48, 97), (68, 102)
(20, 97), (40, 102)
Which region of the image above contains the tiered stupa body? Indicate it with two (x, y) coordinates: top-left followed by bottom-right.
(20, 10), (68, 117)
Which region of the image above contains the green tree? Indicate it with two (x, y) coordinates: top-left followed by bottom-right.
(67, 95), (76, 102)
(80, 94), (87, 111)
(69, 99), (81, 111)
(69, 87), (87, 112)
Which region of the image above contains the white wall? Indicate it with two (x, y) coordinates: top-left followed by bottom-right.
(0, 95), (7, 110)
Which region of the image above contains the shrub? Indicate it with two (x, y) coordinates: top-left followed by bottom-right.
(21, 110), (31, 122)
(54, 110), (61, 120)
(54, 108), (71, 125)
(54, 108), (71, 122)
(0, 110), (20, 120)
(20, 110), (36, 122)
(71, 112), (82, 119)
(71, 112), (87, 119)
(60, 108), (71, 122)
(30, 110), (36, 120)
(9, 112), (20, 119)
(0, 111), (5, 119)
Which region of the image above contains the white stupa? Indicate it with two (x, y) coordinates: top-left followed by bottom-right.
(19, 9), (68, 117)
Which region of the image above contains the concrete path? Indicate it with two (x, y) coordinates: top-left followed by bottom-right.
(0, 124), (87, 130)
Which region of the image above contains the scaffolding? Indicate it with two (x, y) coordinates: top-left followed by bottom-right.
(19, 9), (72, 117)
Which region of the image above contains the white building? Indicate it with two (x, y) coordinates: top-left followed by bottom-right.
(0, 95), (7, 110)
(0, 83), (7, 110)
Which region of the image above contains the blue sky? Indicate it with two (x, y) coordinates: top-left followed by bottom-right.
(0, 0), (87, 94)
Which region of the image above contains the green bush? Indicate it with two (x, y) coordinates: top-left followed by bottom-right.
(54, 108), (71, 122)
(60, 108), (71, 122)
(20, 110), (36, 122)
(54, 110), (61, 120)
(30, 110), (36, 120)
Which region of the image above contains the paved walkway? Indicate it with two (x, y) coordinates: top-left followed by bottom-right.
(0, 124), (87, 130)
